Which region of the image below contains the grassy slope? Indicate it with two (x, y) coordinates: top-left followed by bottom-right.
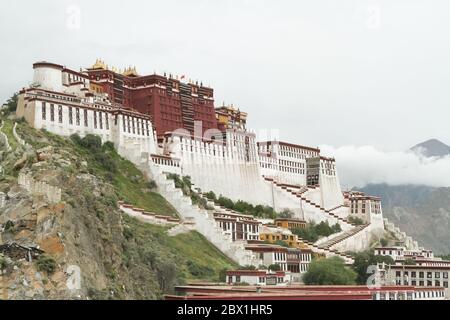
(123, 215), (237, 284)
(1, 119), (18, 150)
(15, 120), (178, 216)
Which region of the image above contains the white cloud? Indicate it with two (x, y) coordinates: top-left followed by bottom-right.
(320, 145), (450, 188)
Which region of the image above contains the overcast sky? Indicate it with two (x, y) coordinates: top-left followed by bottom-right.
(1, 0), (450, 186)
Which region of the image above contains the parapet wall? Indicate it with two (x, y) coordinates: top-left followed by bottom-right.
(0, 192), (6, 208)
(0, 120), (12, 152)
(384, 218), (419, 250)
(13, 122), (28, 147)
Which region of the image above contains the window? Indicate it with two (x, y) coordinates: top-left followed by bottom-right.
(99, 112), (103, 129)
(427, 272), (432, 279)
(84, 109), (88, 127)
(94, 111), (97, 129)
(50, 104), (55, 121)
(58, 105), (63, 123)
(235, 276), (241, 283)
(76, 108), (80, 126)
(259, 277), (265, 283)
(412, 272), (417, 278)
(435, 272), (440, 278)
(419, 272), (424, 278)
(42, 102), (46, 120)
(435, 280), (441, 287)
(105, 114), (109, 130)
(69, 107), (73, 125)
(444, 272), (448, 279)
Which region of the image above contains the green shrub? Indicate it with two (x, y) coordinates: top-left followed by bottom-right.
(36, 255), (57, 274)
(268, 264), (281, 271)
(239, 265), (256, 270)
(147, 180), (157, 190)
(274, 240), (290, 247)
(205, 191), (217, 201)
(292, 221), (342, 243)
(186, 261), (215, 278)
(303, 256), (357, 285)
(0, 255), (8, 270)
(278, 209), (294, 218)
(347, 216), (365, 225)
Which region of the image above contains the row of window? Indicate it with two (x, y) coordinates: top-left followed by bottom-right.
(42, 102), (150, 136)
(121, 115), (150, 136)
(396, 270), (449, 279)
(396, 279), (449, 288)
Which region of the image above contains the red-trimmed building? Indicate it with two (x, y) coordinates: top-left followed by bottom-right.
(225, 270), (291, 286)
(165, 284), (446, 300)
(214, 211), (261, 241)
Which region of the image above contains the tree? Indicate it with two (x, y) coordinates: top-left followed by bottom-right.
(268, 264), (281, 271)
(274, 240), (290, 248)
(347, 216), (365, 226)
(303, 256), (357, 285)
(5, 93), (18, 113)
(205, 191), (217, 201)
(240, 265), (256, 270)
(404, 258), (416, 265)
(351, 250), (394, 285)
(278, 209), (294, 219)
(380, 238), (388, 247)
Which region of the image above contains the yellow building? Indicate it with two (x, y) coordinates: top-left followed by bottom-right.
(274, 218), (306, 230)
(215, 104), (248, 131)
(259, 226), (309, 249)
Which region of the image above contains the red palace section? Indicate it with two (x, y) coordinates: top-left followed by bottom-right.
(86, 65), (218, 138)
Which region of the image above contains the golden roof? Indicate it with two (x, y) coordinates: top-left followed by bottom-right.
(122, 66), (139, 77)
(92, 58), (107, 70)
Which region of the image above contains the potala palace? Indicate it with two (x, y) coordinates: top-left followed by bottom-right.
(12, 60), (450, 299)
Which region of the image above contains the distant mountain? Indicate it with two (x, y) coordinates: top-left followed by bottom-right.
(410, 139), (450, 158)
(360, 184), (450, 254)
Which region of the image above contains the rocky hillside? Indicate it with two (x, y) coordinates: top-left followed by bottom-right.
(0, 117), (236, 300)
(360, 184), (450, 255)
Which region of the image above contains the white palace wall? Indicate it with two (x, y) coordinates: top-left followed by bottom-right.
(17, 91), (157, 166)
(319, 174), (345, 210)
(164, 133), (275, 206)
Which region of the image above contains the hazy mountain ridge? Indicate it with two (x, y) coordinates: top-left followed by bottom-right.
(410, 139), (450, 158)
(360, 184), (450, 254)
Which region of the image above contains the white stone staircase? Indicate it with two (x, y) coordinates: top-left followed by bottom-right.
(315, 224), (370, 251)
(148, 163), (262, 267)
(193, 188), (355, 265)
(265, 178), (355, 231)
(305, 241), (355, 265)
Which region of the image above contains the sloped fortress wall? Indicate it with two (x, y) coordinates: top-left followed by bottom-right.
(163, 131), (275, 206)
